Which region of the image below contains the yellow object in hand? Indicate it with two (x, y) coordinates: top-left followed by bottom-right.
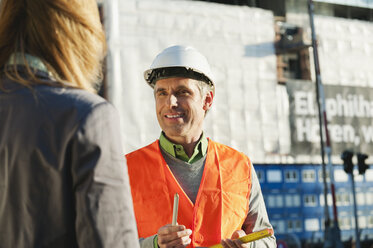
(172, 193), (179, 225)
(208, 228), (274, 248)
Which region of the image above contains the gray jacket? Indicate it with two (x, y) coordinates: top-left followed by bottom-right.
(0, 69), (139, 248)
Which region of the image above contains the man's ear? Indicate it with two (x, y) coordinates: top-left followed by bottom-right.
(203, 91), (214, 111)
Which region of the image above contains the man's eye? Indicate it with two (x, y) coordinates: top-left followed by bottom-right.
(157, 92), (167, 96)
(179, 90), (190, 95)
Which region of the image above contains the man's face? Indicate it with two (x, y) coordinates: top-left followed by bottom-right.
(154, 77), (212, 143)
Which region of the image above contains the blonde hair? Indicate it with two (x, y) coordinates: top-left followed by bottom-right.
(0, 0), (106, 92)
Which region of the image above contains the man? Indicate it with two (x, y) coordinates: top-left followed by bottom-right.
(126, 45), (275, 248)
(0, 0), (139, 247)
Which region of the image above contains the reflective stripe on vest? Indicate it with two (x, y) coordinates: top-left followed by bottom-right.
(126, 139), (252, 247)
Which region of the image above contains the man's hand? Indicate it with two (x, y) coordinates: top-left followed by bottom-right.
(157, 224), (192, 248)
(220, 230), (250, 248)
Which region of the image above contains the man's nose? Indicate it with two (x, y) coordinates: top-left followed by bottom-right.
(167, 94), (178, 107)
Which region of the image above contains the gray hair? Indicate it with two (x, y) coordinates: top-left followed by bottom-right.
(195, 80), (213, 98)
(195, 80), (213, 116)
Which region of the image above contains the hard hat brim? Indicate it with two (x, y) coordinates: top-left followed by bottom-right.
(144, 66), (214, 89)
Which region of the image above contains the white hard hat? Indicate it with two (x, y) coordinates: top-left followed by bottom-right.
(144, 45), (214, 92)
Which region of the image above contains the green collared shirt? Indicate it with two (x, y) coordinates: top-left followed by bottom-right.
(159, 132), (208, 164)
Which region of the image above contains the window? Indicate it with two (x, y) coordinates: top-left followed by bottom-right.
(285, 170), (298, 182)
(339, 217), (351, 230)
(275, 22), (311, 84)
(336, 194), (343, 206)
(336, 192), (350, 206)
(293, 194), (301, 207)
(305, 219), (320, 231)
(276, 195), (284, 207)
(266, 195), (283, 208)
(287, 220), (302, 232)
(318, 169), (330, 182)
(302, 169), (316, 182)
(267, 170), (282, 183)
(355, 172), (364, 182)
(272, 220), (286, 234)
(304, 194), (317, 207)
(365, 170), (373, 181)
(285, 195), (292, 207)
(334, 170), (348, 182)
(197, 0), (287, 17)
(320, 193), (333, 206)
(285, 194), (301, 207)
(256, 170), (264, 183)
(267, 195), (276, 208)
(287, 220), (294, 231)
(359, 216), (367, 229)
(343, 193), (350, 205)
(368, 216), (373, 228)
(357, 192), (365, 205)
(333, 4), (373, 21)
(366, 191), (373, 205)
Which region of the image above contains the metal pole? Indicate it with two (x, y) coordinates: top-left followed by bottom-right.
(307, 0), (329, 227)
(307, 1), (343, 247)
(350, 172), (361, 248)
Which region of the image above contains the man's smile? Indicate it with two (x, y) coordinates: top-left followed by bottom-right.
(164, 113), (184, 119)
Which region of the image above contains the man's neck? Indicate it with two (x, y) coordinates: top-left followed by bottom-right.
(181, 140), (199, 158)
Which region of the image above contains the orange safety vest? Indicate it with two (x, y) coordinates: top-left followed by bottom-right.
(126, 139), (252, 247)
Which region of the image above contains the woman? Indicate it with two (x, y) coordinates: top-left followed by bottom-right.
(0, 0), (139, 247)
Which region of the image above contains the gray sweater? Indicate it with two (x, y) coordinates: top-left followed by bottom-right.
(161, 148), (206, 203)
